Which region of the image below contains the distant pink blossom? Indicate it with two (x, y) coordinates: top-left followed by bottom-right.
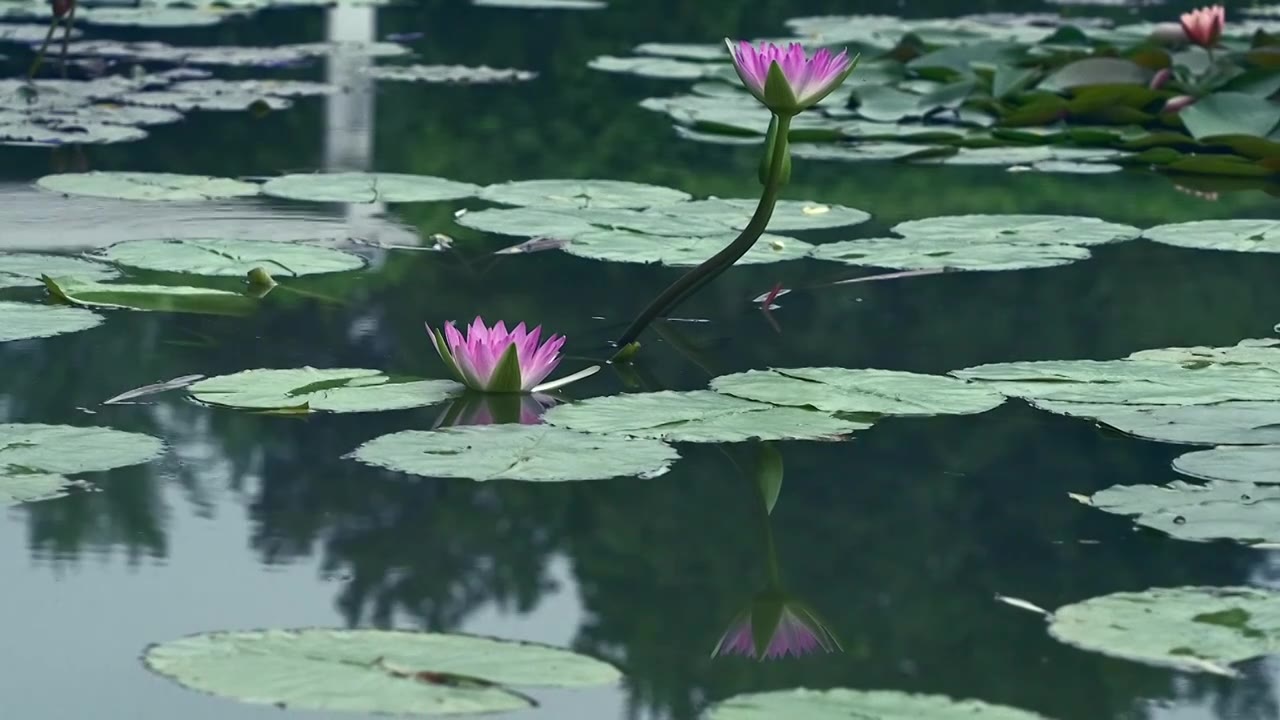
(725, 40), (856, 114)
(1181, 5), (1225, 49)
(1164, 94), (1197, 113)
(429, 317), (564, 393)
(1149, 68), (1172, 90)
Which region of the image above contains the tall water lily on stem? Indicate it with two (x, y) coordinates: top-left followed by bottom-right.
(430, 317), (596, 394)
(1181, 5), (1225, 50)
(610, 42), (857, 359)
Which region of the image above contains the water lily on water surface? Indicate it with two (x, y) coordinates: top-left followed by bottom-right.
(429, 317), (573, 394)
(1181, 5), (1225, 50)
(713, 592), (842, 661)
(725, 40), (857, 116)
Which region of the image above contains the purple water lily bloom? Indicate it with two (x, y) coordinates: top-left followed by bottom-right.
(429, 317), (565, 393)
(726, 40), (857, 115)
(712, 598), (841, 661)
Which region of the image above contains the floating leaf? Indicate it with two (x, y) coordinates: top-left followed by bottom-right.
(0, 253), (119, 289)
(1078, 480), (1280, 545)
(78, 7), (241, 27)
(261, 172), (479, 204)
(664, 198), (871, 232)
(1048, 587), (1280, 675)
(97, 239), (366, 277)
(791, 141), (952, 162)
(953, 359), (1280, 405)
(1173, 445), (1280, 484)
(104, 375), (205, 405)
(711, 368), (1006, 416)
(36, 172), (260, 201)
(634, 42), (724, 61)
(564, 231), (811, 266)
(0, 423), (164, 506)
(455, 207), (599, 238)
(810, 236), (1091, 272)
(0, 300), (102, 342)
(43, 277), (256, 316)
(365, 65), (536, 83)
(1031, 400), (1280, 446)
(1180, 93), (1280, 141)
(708, 688), (1052, 720)
(543, 390), (868, 443)
(349, 425), (678, 481)
(1040, 58), (1150, 91)
(1144, 219), (1280, 253)
(891, 214), (1140, 247)
(588, 55), (719, 80)
(1129, 339), (1280, 369)
(189, 368), (463, 413)
(472, 0), (604, 7)
(478, 179), (691, 210)
(144, 629), (621, 715)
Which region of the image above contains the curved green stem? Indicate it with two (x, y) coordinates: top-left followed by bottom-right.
(610, 113), (792, 359)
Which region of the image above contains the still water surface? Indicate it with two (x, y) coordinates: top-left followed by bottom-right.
(3, 0), (1280, 718)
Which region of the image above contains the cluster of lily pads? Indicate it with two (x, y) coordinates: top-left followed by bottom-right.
(597, 9), (1280, 178)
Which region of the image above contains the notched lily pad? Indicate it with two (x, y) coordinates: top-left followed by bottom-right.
(349, 424), (679, 481)
(478, 179), (691, 210)
(564, 231), (811, 266)
(144, 628), (622, 716)
(543, 390), (868, 443)
(97, 238), (366, 277)
(262, 172), (480, 204)
(711, 368), (1006, 416)
(708, 688), (1052, 720)
(43, 277), (257, 316)
(189, 368), (463, 414)
(1078, 480), (1280, 545)
(0, 422), (164, 506)
(1048, 586), (1280, 675)
(36, 172), (260, 201)
(1143, 220), (1280, 254)
(0, 300), (103, 342)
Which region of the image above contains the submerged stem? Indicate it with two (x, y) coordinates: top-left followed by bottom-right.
(609, 112), (793, 359)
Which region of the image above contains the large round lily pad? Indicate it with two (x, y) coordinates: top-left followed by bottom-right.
(1048, 587), (1280, 674)
(953, 359), (1280, 405)
(478, 179), (691, 210)
(588, 55), (720, 80)
(564, 231), (811, 266)
(1033, 400), (1280, 446)
(36, 172), (260, 201)
(348, 424), (679, 481)
(707, 688), (1052, 720)
(891, 214), (1140, 247)
(1078, 480), (1280, 545)
(0, 301), (103, 342)
(0, 253), (119, 289)
(1173, 446), (1280, 484)
(189, 368), (462, 414)
(1143, 220), (1280, 254)
(0, 423), (164, 506)
(144, 629), (621, 716)
(668, 198), (871, 232)
(543, 390), (868, 443)
(97, 238), (366, 277)
(455, 207), (597, 238)
(711, 368), (1006, 416)
(810, 236), (1092, 272)
(261, 173), (480, 204)
(1129, 339), (1280, 369)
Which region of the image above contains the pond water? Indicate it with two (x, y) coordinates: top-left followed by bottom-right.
(4, 0), (1280, 718)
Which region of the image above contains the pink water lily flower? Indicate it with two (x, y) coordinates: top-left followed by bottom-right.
(712, 597), (841, 661)
(726, 40), (857, 115)
(1181, 4), (1225, 49)
(429, 317), (565, 393)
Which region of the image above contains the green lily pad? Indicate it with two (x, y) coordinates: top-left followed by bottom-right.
(953, 359), (1280, 405)
(189, 368), (463, 414)
(791, 141), (951, 162)
(473, 0), (605, 7)
(0, 253), (119, 289)
(810, 236), (1092, 272)
(892, 214), (1140, 247)
(708, 688), (1051, 720)
(455, 207), (598, 238)
(634, 42), (724, 61)
(663, 198), (872, 232)
(1078, 480), (1280, 545)
(349, 424), (678, 481)
(78, 7), (241, 27)
(0, 300), (103, 342)
(1180, 93), (1280, 142)
(366, 65), (536, 84)
(1174, 446), (1280, 484)
(1, 422), (164, 506)
(478, 179), (691, 210)
(1031, 400), (1280, 446)
(918, 146), (1125, 167)
(1129, 339), (1280, 369)
(543, 390), (868, 443)
(1048, 587), (1280, 674)
(96, 239), (366, 277)
(36, 172), (260, 201)
(120, 89), (292, 113)
(42, 277), (257, 316)
(710, 368), (1006, 416)
(588, 55), (719, 80)
(456, 206), (729, 239)
(262, 172), (479, 204)
(144, 629), (621, 716)
(1143, 219), (1280, 253)
(563, 231), (811, 266)
(0, 23), (82, 43)
(1040, 58), (1150, 92)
